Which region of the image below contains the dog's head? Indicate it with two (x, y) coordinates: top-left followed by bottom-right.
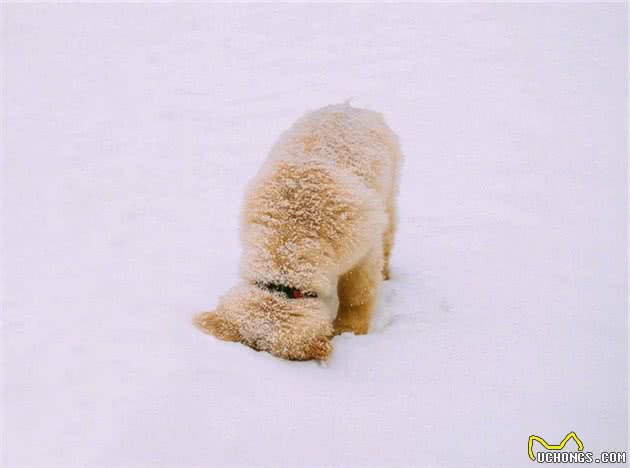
(194, 283), (334, 361)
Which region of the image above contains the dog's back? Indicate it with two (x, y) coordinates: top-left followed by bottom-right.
(265, 103), (400, 198)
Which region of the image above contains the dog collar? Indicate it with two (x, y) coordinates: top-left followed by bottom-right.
(256, 282), (317, 299)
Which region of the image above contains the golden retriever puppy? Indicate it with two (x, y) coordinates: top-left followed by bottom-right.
(194, 103), (401, 360)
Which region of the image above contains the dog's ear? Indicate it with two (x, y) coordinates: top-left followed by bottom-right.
(193, 311), (241, 342)
(306, 335), (333, 361)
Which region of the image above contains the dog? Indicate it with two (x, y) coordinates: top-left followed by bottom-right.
(194, 103), (401, 360)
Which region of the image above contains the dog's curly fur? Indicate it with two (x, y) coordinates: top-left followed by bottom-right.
(194, 103), (402, 360)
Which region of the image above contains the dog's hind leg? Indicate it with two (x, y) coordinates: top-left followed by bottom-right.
(382, 196), (397, 280)
(334, 249), (383, 335)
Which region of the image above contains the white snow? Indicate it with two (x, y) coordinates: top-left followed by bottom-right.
(2, 3), (627, 467)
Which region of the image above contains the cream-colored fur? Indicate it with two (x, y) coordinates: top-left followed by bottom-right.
(194, 103), (401, 360)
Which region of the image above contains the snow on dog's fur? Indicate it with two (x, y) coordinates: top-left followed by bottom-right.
(194, 103), (401, 360)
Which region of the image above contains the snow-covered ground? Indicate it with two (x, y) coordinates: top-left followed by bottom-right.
(2, 3), (627, 467)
